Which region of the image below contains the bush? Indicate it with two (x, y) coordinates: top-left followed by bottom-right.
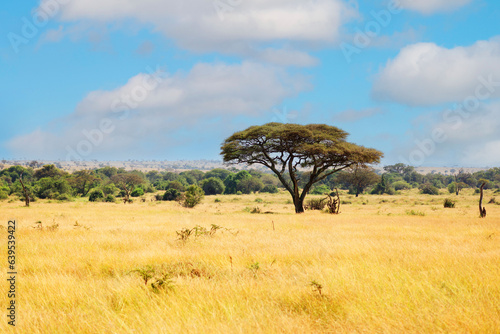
(57, 194), (72, 201)
(306, 198), (326, 210)
(444, 198), (455, 208)
(200, 177), (225, 195)
(0, 191), (8, 200)
(420, 184), (439, 195)
(447, 183), (456, 194)
(261, 185), (279, 194)
(105, 195), (116, 203)
(392, 181), (411, 191)
(182, 185), (204, 208)
(89, 189), (104, 202)
(163, 189), (181, 201)
(131, 188), (144, 197)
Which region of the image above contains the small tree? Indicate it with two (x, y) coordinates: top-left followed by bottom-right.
(336, 165), (380, 197)
(111, 173), (144, 204)
(19, 173), (31, 207)
(182, 185), (204, 208)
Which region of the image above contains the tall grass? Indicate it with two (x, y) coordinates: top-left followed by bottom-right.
(0, 190), (499, 333)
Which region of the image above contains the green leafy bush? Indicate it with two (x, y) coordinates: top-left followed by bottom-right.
(89, 189), (105, 202)
(163, 189), (181, 201)
(105, 195), (116, 203)
(420, 184), (439, 195)
(261, 185), (278, 193)
(200, 177), (225, 195)
(131, 188), (144, 197)
(392, 181), (411, 191)
(444, 198), (455, 208)
(182, 185), (204, 208)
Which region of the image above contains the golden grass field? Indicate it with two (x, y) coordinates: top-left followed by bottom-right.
(1, 189), (499, 333)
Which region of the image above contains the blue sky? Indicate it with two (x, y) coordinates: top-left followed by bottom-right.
(1, 0), (499, 167)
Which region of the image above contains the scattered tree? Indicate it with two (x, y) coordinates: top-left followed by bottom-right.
(221, 123), (382, 213)
(111, 173), (144, 204)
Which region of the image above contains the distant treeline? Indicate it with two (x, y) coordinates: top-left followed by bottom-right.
(0, 163), (499, 202)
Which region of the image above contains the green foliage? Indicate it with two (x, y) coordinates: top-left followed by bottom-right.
(392, 180), (411, 191)
(0, 191), (8, 200)
(311, 184), (330, 195)
(36, 177), (71, 199)
(420, 184), (439, 195)
(203, 168), (232, 181)
(101, 183), (118, 195)
(237, 177), (263, 194)
(105, 195), (116, 203)
(444, 198), (455, 208)
(261, 184), (279, 193)
(89, 189), (105, 202)
(200, 177), (225, 195)
(371, 176), (395, 195)
(163, 189), (181, 201)
(448, 182), (457, 194)
(131, 188), (144, 197)
(56, 194), (72, 202)
(182, 185), (204, 208)
(165, 180), (185, 192)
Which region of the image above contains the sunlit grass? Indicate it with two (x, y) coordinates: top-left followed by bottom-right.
(0, 189), (499, 333)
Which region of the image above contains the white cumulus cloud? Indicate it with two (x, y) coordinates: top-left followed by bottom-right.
(6, 62), (310, 160)
(39, 0), (356, 66)
(372, 37), (500, 106)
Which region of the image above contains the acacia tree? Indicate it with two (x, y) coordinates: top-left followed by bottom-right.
(336, 165), (380, 197)
(221, 123), (383, 213)
(111, 173), (144, 203)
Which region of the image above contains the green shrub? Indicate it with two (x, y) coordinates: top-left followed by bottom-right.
(182, 185), (204, 208)
(163, 189), (181, 201)
(444, 198), (455, 208)
(105, 195), (116, 203)
(306, 198), (326, 210)
(200, 177), (225, 195)
(131, 188), (144, 197)
(57, 194), (72, 201)
(0, 191), (8, 200)
(89, 189), (105, 202)
(261, 185), (279, 194)
(392, 181), (411, 191)
(420, 184), (439, 195)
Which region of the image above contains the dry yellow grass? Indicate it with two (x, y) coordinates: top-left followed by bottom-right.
(1, 190), (499, 333)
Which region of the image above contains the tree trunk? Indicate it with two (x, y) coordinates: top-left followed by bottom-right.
(479, 183), (486, 218)
(294, 196), (304, 213)
(19, 175), (30, 207)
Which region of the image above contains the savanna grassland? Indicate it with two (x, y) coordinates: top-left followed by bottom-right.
(1, 190), (499, 333)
